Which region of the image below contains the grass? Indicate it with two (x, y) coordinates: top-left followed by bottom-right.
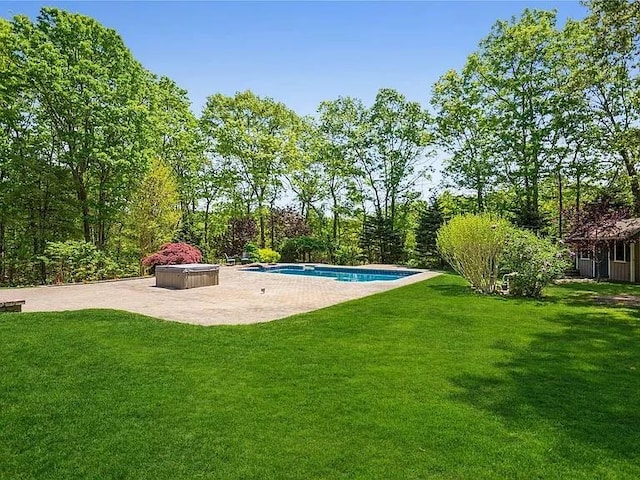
(1, 275), (639, 479)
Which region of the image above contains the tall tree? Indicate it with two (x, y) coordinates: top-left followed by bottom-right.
(127, 158), (181, 261)
(415, 196), (445, 266)
(9, 8), (152, 248)
(284, 117), (327, 222)
(149, 76), (205, 223)
(368, 88), (432, 228)
(432, 66), (496, 212)
(472, 9), (566, 230)
(200, 90), (298, 247)
(320, 90), (431, 240)
(1, 17), (77, 283)
(318, 98), (361, 243)
(566, 0), (640, 214)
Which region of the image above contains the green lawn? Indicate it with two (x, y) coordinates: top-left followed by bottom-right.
(1, 275), (639, 479)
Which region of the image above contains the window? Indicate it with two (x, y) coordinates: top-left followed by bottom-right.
(613, 241), (630, 262)
(579, 250), (591, 260)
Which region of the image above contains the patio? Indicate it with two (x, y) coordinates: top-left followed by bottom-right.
(0, 265), (439, 326)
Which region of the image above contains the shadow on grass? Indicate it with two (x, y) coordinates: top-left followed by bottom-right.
(451, 310), (640, 459)
(425, 282), (493, 298)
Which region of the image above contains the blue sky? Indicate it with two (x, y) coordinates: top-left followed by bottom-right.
(2, 1), (586, 117)
(0, 1), (587, 193)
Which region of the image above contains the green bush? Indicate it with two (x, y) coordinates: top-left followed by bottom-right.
(280, 236), (326, 263)
(436, 214), (511, 294)
(258, 248), (281, 263)
(334, 244), (363, 266)
(41, 241), (125, 284)
(502, 230), (570, 297)
(244, 243), (260, 262)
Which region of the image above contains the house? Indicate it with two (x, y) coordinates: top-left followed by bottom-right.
(570, 218), (640, 282)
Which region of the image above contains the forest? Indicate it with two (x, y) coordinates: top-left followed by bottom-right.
(0, 0), (638, 285)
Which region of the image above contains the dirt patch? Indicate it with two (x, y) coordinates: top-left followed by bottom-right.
(592, 295), (640, 307)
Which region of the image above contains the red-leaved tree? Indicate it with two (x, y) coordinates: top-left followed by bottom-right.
(142, 243), (203, 271)
(216, 217), (258, 257)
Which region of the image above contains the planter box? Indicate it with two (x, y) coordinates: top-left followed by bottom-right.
(155, 264), (219, 289)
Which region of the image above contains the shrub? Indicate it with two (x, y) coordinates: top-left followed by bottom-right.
(436, 214), (511, 294)
(243, 242), (260, 262)
(502, 230), (570, 297)
(257, 248), (281, 263)
(217, 217), (258, 257)
(334, 243), (363, 266)
(280, 236), (326, 263)
(41, 240), (124, 284)
(142, 242), (202, 271)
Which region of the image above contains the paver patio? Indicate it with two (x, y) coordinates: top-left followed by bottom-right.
(0, 265), (439, 326)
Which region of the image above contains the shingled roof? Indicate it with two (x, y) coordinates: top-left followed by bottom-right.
(568, 218), (640, 242)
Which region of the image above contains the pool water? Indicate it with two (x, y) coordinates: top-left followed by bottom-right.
(241, 265), (419, 282)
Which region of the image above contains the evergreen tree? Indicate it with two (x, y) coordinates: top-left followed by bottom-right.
(415, 197), (445, 267)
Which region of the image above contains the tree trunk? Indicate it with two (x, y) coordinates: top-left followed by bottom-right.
(476, 184), (484, 213)
(270, 207), (275, 249)
(78, 185), (91, 243)
(621, 149), (640, 216)
(558, 171), (563, 239)
(576, 171), (581, 213)
(259, 212), (266, 248)
(0, 221), (4, 283)
(203, 199), (212, 248)
(330, 188), (339, 242)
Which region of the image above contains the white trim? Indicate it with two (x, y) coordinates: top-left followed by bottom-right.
(592, 247), (596, 277)
(631, 243), (636, 283)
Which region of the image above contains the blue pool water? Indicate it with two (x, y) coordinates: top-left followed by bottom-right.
(241, 265), (419, 282)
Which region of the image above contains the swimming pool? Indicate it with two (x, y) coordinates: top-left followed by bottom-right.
(241, 264), (419, 282)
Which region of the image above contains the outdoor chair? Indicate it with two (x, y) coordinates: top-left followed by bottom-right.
(240, 252), (252, 264)
(224, 253), (236, 266)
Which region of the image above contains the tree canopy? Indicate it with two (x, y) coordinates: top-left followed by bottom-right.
(1, 3), (639, 283)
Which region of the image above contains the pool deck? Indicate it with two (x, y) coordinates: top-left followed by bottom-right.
(0, 264), (440, 326)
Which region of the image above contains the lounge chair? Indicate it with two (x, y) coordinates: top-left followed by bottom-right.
(224, 254), (236, 266)
(240, 252), (252, 264)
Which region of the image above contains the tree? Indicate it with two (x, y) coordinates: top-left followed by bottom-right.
(197, 157), (237, 250)
(368, 89), (432, 228)
(149, 76), (205, 225)
(465, 10), (572, 231)
(200, 90), (298, 247)
(9, 8), (153, 248)
(216, 216), (258, 257)
(565, 0), (640, 214)
(285, 117), (327, 222)
(267, 206), (311, 249)
(1, 16), (78, 284)
(128, 158), (181, 260)
(432, 67), (496, 212)
(318, 98), (361, 243)
(319, 90), (431, 257)
(415, 196), (445, 266)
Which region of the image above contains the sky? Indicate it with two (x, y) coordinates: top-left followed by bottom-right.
(0, 1), (588, 194)
(1, 1), (587, 116)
